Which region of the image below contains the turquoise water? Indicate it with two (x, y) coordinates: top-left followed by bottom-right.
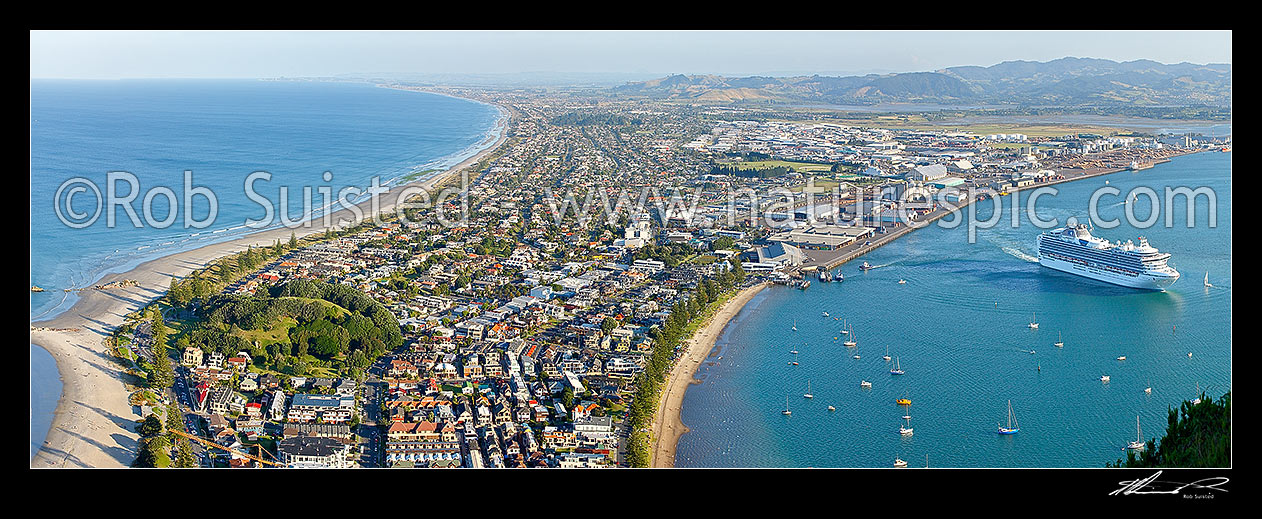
(676, 151), (1231, 467)
(29, 79), (502, 456)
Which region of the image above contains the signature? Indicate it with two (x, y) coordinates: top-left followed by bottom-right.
(1110, 471), (1229, 496)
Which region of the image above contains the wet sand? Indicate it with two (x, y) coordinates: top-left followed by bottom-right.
(650, 282), (767, 468)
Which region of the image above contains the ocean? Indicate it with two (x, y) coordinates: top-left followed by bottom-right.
(29, 79), (503, 458)
(675, 150), (1231, 467)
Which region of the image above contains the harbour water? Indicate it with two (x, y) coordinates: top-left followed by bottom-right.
(29, 79), (503, 457)
(675, 150), (1231, 467)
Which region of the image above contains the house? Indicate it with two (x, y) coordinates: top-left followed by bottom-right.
(286, 393), (355, 423)
(182, 347), (203, 367)
(277, 435), (354, 468)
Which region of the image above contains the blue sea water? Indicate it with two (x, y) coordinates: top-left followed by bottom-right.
(30, 79), (504, 321)
(676, 151), (1231, 467)
(29, 79), (503, 458)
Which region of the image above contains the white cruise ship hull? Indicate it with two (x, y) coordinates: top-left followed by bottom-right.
(1039, 256), (1179, 291)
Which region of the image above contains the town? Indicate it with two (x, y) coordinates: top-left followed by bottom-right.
(112, 85), (1229, 468)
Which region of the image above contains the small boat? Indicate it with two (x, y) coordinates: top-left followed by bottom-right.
(836, 272), (844, 282)
(898, 279), (907, 285)
(893, 458), (908, 468)
(790, 349), (799, 355)
(1127, 415), (1146, 450)
(1188, 352), (1193, 358)
(1028, 312), (1039, 329)
(803, 380), (813, 399)
(822, 311), (830, 317)
(899, 414), (914, 436)
(791, 319), (797, 332)
(859, 261), (873, 271)
(1117, 356), (1127, 361)
(997, 400), (1019, 435)
(782, 396), (792, 416)
(789, 361), (799, 366)
(882, 346), (891, 361)
(843, 325), (857, 348)
(1101, 375), (1110, 382)
(1204, 271), (1212, 288)
(827, 405), (836, 411)
(890, 357), (905, 375)
(1144, 380), (1152, 394)
(852, 354), (861, 359)
(1054, 331), (1064, 348)
(1192, 382), (1202, 405)
(896, 397), (911, 406)
(860, 380), (872, 388)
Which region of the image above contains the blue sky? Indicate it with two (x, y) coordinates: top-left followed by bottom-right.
(30, 30), (1232, 79)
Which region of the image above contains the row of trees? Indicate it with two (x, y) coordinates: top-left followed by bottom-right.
(131, 409), (195, 468)
(624, 259), (746, 466)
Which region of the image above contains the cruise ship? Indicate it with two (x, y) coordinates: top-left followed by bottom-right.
(1037, 224), (1179, 290)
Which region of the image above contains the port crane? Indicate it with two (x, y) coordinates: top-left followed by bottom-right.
(168, 428), (287, 467)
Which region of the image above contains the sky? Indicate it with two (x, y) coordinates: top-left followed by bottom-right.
(30, 30), (1232, 80)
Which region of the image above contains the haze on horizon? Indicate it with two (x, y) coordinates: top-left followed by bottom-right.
(31, 30), (1231, 81)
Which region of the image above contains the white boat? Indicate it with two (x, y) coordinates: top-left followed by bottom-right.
(853, 354), (861, 359)
(1054, 331), (1064, 348)
(997, 400), (1020, 435)
(1101, 375), (1110, 382)
(898, 279), (907, 285)
(1204, 271), (1212, 287)
(894, 458), (908, 467)
(1192, 382), (1202, 405)
(822, 311), (830, 317)
(1028, 312), (1039, 329)
(783, 396), (792, 416)
(1127, 415), (1146, 450)
(883, 346), (891, 361)
(792, 319), (797, 332)
(890, 357), (905, 375)
(840, 320), (849, 335)
(860, 380), (872, 388)
(1188, 352), (1193, 358)
(803, 380), (813, 399)
(843, 324), (856, 347)
(899, 413), (914, 436)
(827, 405), (836, 411)
(1117, 356), (1127, 361)
(790, 349), (799, 355)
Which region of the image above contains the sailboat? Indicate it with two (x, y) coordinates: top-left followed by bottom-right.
(782, 396), (792, 416)
(843, 325), (857, 347)
(899, 413), (914, 436)
(997, 400), (1019, 434)
(1204, 272), (1212, 288)
(792, 319), (797, 332)
(1028, 312), (1039, 329)
(1144, 379), (1152, 394)
(1127, 415), (1145, 450)
(890, 357), (905, 375)
(840, 319), (849, 335)
(803, 380), (813, 399)
(1054, 331), (1064, 348)
(893, 458), (908, 467)
(1192, 382), (1202, 405)
(883, 346), (891, 362)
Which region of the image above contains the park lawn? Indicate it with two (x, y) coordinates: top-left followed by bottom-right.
(723, 159), (835, 174)
(236, 315), (299, 348)
(277, 296), (351, 318)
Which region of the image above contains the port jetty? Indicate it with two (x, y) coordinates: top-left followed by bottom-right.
(649, 145), (1208, 467)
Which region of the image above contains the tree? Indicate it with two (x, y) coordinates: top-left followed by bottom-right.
(601, 316), (617, 336)
(289, 232), (299, 249)
(561, 386), (574, 411)
(173, 436), (197, 468)
(136, 414), (163, 438)
(1108, 391), (1231, 468)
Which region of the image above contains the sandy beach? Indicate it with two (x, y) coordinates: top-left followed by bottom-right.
(30, 104), (510, 468)
(650, 282), (767, 468)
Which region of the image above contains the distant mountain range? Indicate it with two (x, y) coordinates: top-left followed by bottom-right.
(613, 58), (1232, 108)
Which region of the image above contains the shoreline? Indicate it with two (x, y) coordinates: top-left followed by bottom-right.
(646, 148), (1209, 468)
(30, 92), (512, 468)
(650, 282), (767, 468)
